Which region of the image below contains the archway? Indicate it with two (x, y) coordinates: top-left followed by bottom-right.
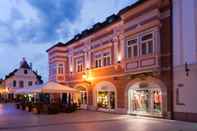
(126, 77), (167, 117)
(74, 84), (88, 109)
(94, 81), (117, 112)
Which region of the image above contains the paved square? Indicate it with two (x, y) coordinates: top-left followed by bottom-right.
(0, 104), (196, 131)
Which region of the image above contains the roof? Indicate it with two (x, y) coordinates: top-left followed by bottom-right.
(5, 69), (18, 80)
(4, 69), (43, 84)
(117, 0), (145, 15)
(46, 14), (121, 52)
(47, 0), (148, 52)
(46, 0), (148, 52)
(32, 71), (43, 84)
(46, 42), (65, 52)
(4, 59), (43, 84)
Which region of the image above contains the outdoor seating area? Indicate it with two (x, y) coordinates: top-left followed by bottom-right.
(14, 82), (79, 114)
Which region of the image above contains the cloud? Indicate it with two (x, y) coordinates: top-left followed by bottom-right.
(0, 0), (137, 81)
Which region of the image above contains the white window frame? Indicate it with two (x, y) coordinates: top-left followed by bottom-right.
(140, 32), (154, 56)
(57, 63), (64, 75)
(95, 53), (102, 68)
(94, 50), (112, 68)
(103, 51), (111, 66)
(75, 58), (84, 72)
(126, 37), (138, 58)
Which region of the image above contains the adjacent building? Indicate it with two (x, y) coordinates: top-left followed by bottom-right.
(47, 0), (173, 119)
(4, 58), (43, 94)
(173, 0), (197, 122)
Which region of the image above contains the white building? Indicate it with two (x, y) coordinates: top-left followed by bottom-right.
(173, 0), (197, 122)
(4, 58), (43, 93)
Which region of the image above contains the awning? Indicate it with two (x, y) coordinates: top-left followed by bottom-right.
(15, 82), (78, 94)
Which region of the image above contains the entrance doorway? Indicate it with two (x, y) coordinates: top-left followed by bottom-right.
(76, 86), (88, 109)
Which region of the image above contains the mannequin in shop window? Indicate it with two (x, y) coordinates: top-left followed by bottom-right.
(153, 90), (162, 112)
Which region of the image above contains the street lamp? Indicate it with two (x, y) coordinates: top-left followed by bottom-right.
(82, 68), (92, 85)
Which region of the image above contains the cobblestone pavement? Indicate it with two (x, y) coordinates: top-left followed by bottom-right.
(0, 104), (196, 131)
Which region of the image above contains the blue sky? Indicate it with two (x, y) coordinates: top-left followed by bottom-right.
(0, 0), (137, 82)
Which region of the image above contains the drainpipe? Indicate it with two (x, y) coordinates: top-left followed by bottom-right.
(169, 0), (174, 120)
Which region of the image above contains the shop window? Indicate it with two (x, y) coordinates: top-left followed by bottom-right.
(130, 89), (162, 114)
(140, 32), (154, 55)
(97, 91), (115, 109)
(127, 38), (138, 58)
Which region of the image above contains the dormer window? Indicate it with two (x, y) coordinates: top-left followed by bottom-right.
(24, 69), (28, 74)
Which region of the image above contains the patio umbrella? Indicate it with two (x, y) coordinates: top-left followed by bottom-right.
(30, 82), (78, 94)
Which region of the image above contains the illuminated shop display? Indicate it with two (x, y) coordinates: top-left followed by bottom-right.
(129, 88), (162, 114)
(97, 91), (115, 109)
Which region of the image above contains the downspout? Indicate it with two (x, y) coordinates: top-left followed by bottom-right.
(169, 0), (174, 120)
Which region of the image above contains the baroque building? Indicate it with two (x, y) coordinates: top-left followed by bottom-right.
(47, 0), (173, 119)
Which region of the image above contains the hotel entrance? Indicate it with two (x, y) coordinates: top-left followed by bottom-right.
(128, 81), (165, 117)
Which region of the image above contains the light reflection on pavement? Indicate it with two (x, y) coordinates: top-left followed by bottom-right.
(0, 104), (196, 131)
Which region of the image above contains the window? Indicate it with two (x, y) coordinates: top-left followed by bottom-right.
(57, 64), (64, 75)
(75, 58), (84, 72)
(141, 33), (154, 55)
(94, 50), (111, 68)
(13, 80), (16, 87)
(28, 81), (33, 86)
(95, 53), (102, 68)
(24, 70), (28, 74)
(19, 81), (24, 88)
(103, 52), (111, 66)
(127, 38), (138, 58)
